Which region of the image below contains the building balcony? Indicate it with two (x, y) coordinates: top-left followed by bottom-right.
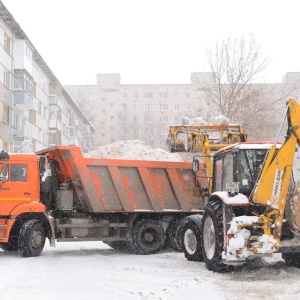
(13, 129), (25, 142)
(49, 95), (62, 110)
(49, 119), (62, 132)
(13, 91), (33, 111)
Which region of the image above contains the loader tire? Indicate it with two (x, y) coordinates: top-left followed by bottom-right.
(166, 219), (183, 252)
(182, 220), (203, 261)
(201, 200), (228, 272)
(282, 253), (300, 268)
(131, 219), (165, 255)
(19, 220), (46, 257)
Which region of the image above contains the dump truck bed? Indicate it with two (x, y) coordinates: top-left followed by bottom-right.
(37, 146), (208, 213)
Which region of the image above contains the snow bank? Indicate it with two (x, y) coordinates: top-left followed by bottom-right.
(87, 140), (184, 162)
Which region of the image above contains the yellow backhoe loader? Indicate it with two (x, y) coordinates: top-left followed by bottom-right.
(181, 98), (300, 272)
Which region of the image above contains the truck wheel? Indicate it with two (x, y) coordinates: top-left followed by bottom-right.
(201, 200), (228, 272)
(166, 219), (183, 252)
(0, 234), (19, 251)
(106, 241), (130, 251)
(282, 253), (300, 268)
(18, 220), (46, 257)
(131, 219), (165, 255)
(182, 220), (203, 261)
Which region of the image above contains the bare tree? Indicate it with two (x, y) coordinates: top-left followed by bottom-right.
(205, 34), (269, 120)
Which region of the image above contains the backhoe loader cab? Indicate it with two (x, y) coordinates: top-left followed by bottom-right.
(211, 143), (277, 197)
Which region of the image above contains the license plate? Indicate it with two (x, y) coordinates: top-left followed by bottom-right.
(226, 182), (239, 194)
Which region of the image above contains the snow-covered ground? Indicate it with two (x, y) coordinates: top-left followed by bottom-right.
(1, 242), (299, 300)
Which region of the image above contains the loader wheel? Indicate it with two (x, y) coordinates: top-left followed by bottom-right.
(131, 219), (165, 255)
(18, 220), (46, 257)
(282, 253), (300, 268)
(201, 200), (228, 272)
(182, 220), (203, 261)
(166, 219), (183, 252)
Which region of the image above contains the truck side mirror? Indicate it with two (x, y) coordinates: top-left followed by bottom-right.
(193, 159), (199, 172)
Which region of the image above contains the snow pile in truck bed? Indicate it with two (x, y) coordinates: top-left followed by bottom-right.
(180, 114), (230, 126)
(87, 140), (184, 162)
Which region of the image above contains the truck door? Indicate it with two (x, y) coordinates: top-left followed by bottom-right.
(0, 161), (39, 215)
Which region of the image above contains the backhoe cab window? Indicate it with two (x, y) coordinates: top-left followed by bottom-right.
(237, 149), (268, 189)
(213, 153), (234, 191)
(10, 164), (27, 182)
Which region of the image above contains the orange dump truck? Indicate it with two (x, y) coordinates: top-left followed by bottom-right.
(0, 146), (208, 257)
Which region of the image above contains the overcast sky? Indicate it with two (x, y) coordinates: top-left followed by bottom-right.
(2, 0), (300, 85)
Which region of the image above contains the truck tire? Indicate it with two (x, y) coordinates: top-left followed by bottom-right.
(131, 219), (165, 255)
(106, 241), (131, 251)
(182, 220), (203, 261)
(18, 220), (46, 257)
(201, 200), (228, 272)
(166, 219), (183, 252)
(0, 234), (19, 251)
(282, 253), (300, 268)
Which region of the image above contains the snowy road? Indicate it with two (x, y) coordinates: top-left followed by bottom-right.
(0, 242), (299, 300)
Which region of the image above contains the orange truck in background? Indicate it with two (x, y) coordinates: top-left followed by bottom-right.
(0, 146), (208, 257)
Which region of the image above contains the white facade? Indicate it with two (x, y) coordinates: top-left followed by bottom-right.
(0, 2), (94, 153)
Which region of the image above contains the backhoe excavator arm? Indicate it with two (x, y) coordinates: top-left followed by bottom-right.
(249, 98), (300, 247)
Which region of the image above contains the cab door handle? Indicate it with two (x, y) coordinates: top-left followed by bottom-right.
(24, 192), (31, 195)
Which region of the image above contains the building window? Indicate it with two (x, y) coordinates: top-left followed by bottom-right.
(160, 104), (168, 111)
(185, 104), (191, 110)
(145, 128), (154, 135)
(145, 93), (153, 99)
(123, 93), (127, 98)
(145, 140), (154, 146)
(122, 104), (127, 110)
(159, 116), (168, 123)
(111, 115), (114, 120)
(185, 92), (190, 98)
(122, 128), (127, 134)
(3, 106), (9, 123)
(134, 128), (139, 135)
(161, 128), (168, 135)
(159, 93), (168, 99)
(134, 93), (138, 98)
(144, 104), (153, 111)
(3, 70), (11, 89)
(12, 111), (19, 129)
(145, 116), (153, 123)
(133, 104), (138, 111)
(174, 104), (179, 110)
(29, 110), (36, 124)
(122, 116), (128, 123)
(133, 116), (138, 123)
(4, 33), (11, 54)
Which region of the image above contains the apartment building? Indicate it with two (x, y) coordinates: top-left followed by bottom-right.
(0, 2), (94, 153)
(65, 73), (213, 150)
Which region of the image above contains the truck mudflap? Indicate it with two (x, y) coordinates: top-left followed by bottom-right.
(45, 213), (56, 247)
